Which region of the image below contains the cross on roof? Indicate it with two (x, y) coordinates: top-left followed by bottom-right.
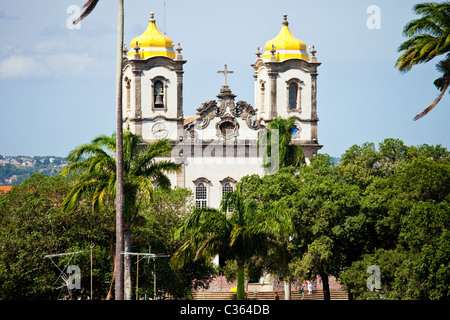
(217, 64), (234, 87)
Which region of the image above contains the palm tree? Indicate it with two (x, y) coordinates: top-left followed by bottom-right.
(396, 2), (450, 120)
(170, 184), (293, 300)
(414, 58), (450, 120)
(73, 0), (125, 299)
(258, 116), (305, 172)
(60, 131), (181, 299)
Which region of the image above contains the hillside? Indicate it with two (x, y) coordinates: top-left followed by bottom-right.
(0, 155), (68, 186)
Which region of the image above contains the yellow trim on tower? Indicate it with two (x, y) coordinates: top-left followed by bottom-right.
(263, 15), (309, 62)
(129, 12), (175, 59)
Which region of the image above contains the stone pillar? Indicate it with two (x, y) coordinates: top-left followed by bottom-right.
(132, 68), (142, 137)
(310, 73), (318, 119)
(268, 70), (278, 120)
(176, 69), (184, 141)
(310, 72), (318, 143)
(284, 280), (291, 300)
(176, 70), (184, 119)
(174, 44), (186, 143)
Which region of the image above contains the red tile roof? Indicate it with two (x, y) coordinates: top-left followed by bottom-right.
(0, 186), (13, 193)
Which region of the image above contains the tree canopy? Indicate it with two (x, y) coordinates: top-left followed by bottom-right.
(0, 138), (447, 300)
(239, 139), (449, 300)
(170, 183), (293, 300)
(0, 174), (114, 299)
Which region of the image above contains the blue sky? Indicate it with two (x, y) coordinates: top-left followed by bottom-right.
(0, 0), (449, 157)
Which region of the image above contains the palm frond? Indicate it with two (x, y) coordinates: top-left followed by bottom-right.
(403, 17), (444, 38)
(396, 2), (450, 72)
(66, 142), (112, 164)
(172, 187), (295, 271)
(92, 181), (109, 213)
(171, 208), (230, 269)
(396, 34), (441, 71)
(138, 159), (181, 178)
(170, 239), (195, 269)
(413, 2), (450, 15)
(91, 133), (116, 149)
(73, 0), (100, 25)
(414, 76), (450, 120)
(122, 131), (141, 173)
(145, 139), (174, 159)
(61, 179), (100, 213)
(131, 175), (154, 203)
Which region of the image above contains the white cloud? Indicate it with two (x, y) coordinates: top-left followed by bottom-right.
(48, 53), (93, 77)
(0, 55), (49, 79)
(0, 52), (108, 80)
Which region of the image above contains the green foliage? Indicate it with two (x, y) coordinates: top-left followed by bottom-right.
(257, 116), (306, 172)
(396, 2), (450, 120)
(396, 2), (450, 72)
(0, 137), (448, 300)
(0, 169), (215, 300)
(171, 183), (294, 300)
(0, 134), (208, 300)
(0, 174), (114, 299)
(338, 139), (450, 300)
(132, 187), (216, 299)
(239, 139), (449, 300)
(60, 130), (182, 226)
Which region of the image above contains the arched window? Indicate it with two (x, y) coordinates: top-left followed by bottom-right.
(125, 78), (131, 110)
(222, 182), (233, 197)
(220, 177), (236, 213)
(154, 80), (164, 108)
(286, 79), (303, 112)
(260, 80), (266, 114)
(195, 182), (207, 208)
(222, 182), (234, 213)
(288, 82), (298, 110)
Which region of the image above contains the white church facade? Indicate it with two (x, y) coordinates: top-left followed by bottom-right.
(122, 12), (322, 211)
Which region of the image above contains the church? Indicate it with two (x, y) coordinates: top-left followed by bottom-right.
(122, 12), (322, 211)
(120, 11), (341, 298)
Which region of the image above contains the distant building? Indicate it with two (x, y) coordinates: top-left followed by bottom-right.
(0, 186), (12, 194)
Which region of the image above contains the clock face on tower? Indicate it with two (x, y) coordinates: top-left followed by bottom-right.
(151, 121), (168, 139)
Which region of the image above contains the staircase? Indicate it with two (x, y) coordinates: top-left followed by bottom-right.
(191, 290), (348, 301)
(191, 291), (236, 300)
(251, 290), (348, 300)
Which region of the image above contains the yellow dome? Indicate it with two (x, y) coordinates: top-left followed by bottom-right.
(263, 14), (308, 62)
(129, 12), (175, 59)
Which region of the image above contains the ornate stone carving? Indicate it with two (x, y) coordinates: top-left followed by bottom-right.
(215, 115), (239, 140)
(196, 100), (217, 114)
(196, 100), (218, 129)
(217, 99), (235, 117)
(235, 100), (260, 130)
(192, 89), (261, 133)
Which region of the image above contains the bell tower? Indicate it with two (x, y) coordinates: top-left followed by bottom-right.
(122, 12), (186, 143)
(252, 14), (322, 158)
